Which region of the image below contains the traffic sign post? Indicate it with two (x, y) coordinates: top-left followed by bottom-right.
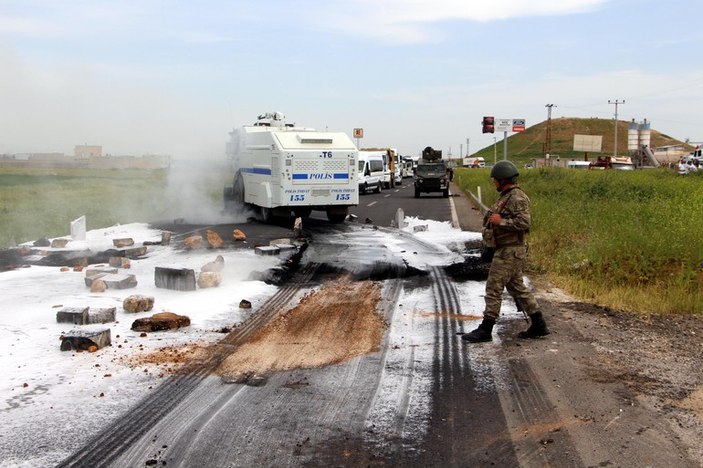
(353, 128), (363, 148)
(481, 118), (526, 161)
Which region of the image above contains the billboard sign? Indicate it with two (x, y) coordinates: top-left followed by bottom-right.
(495, 119), (512, 132)
(573, 134), (603, 152)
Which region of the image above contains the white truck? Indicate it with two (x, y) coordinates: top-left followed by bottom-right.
(224, 112), (358, 223)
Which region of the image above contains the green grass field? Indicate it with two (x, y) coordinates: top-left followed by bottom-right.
(0, 166), (171, 248)
(454, 167), (703, 315)
(4, 164), (702, 315)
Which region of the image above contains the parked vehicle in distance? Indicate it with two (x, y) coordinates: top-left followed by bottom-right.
(393, 151), (403, 186)
(466, 156), (485, 168)
(358, 151), (384, 194)
(567, 156), (635, 171)
(401, 157), (414, 177)
(590, 156), (635, 171)
(567, 160), (591, 170)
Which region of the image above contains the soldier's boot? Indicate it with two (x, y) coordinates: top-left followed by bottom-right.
(461, 319), (495, 343)
(518, 311), (550, 339)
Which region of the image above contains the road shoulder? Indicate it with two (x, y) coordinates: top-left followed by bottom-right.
(451, 182), (703, 465)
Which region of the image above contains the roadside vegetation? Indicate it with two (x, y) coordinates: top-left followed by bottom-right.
(0, 167), (170, 248)
(455, 167), (703, 315)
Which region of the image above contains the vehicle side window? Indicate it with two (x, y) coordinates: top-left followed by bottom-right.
(370, 160), (383, 172)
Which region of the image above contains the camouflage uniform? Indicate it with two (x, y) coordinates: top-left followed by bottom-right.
(482, 186), (539, 321)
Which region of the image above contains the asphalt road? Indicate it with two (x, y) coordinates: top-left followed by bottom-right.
(58, 178), (699, 468)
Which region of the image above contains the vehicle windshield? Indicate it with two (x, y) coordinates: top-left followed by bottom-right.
(369, 160), (383, 172)
(358, 161), (365, 171)
(416, 163), (446, 175)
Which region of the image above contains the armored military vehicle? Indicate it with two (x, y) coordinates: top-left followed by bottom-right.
(414, 146), (449, 198)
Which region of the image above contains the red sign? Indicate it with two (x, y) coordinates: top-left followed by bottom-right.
(353, 128), (364, 138)
(512, 119), (526, 133)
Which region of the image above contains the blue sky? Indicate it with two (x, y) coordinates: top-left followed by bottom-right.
(0, 0), (702, 158)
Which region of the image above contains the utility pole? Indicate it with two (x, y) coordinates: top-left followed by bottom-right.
(493, 136), (497, 164)
(466, 138), (470, 157)
(608, 99), (625, 157)
(545, 104), (556, 158)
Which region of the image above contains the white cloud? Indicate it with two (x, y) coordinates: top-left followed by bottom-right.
(0, 14), (64, 37)
(319, 0), (607, 44)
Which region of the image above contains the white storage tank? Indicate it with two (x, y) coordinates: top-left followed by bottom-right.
(639, 119), (651, 148)
(628, 119), (639, 152)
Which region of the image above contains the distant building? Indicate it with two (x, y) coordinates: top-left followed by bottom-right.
(75, 145), (102, 158)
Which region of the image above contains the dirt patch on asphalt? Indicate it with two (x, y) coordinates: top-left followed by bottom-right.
(216, 278), (386, 381)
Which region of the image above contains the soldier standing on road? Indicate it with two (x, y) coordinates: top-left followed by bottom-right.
(462, 160), (550, 343)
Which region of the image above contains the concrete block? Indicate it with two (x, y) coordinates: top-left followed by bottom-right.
(100, 273), (138, 290)
(85, 266), (118, 277)
(155, 267), (196, 291)
(60, 328), (111, 351)
(119, 246), (147, 259)
(88, 307), (117, 324)
(108, 256), (131, 268)
(70, 216), (86, 241)
(56, 307), (90, 325)
(161, 231), (172, 246)
(255, 246), (280, 256)
(85, 273), (107, 287)
(273, 243), (296, 253)
(113, 238), (134, 248)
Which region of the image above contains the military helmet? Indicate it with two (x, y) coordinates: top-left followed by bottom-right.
(490, 160), (519, 179)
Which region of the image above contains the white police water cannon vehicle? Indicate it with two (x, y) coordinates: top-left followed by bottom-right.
(224, 112), (359, 223)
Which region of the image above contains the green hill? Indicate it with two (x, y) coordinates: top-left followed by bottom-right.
(470, 118), (690, 167)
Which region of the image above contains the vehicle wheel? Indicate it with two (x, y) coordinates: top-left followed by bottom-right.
(326, 206), (348, 223)
(232, 173), (245, 203)
(362, 183), (368, 194)
(293, 207), (312, 218)
(397, 178), (402, 186)
(260, 207), (274, 223)
(443, 189), (449, 198)
(414, 188), (420, 198)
